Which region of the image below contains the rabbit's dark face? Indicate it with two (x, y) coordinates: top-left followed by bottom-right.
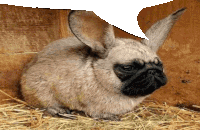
(93, 38), (167, 97)
(114, 59), (167, 97)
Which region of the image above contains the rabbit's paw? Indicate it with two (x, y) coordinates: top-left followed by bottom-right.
(45, 107), (70, 115)
(44, 107), (77, 119)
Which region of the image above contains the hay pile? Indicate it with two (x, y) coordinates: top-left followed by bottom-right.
(0, 90), (200, 130)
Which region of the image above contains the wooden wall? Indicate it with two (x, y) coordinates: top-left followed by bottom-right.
(0, 5), (71, 104)
(0, 0), (200, 107)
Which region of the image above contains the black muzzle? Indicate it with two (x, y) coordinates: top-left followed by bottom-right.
(114, 58), (167, 97)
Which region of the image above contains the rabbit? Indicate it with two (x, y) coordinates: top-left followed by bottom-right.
(21, 8), (186, 120)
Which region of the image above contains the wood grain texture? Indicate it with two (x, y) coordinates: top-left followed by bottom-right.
(0, 5), (61, 103)
(0, 5), (60, 54)
(58, 9), (73, 38)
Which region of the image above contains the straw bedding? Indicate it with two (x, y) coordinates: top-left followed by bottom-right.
(0, 90), (200, 130)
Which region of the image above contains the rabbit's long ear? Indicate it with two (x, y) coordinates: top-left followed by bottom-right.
(69, 10), (115, 58)
(141, 8), (186, 52)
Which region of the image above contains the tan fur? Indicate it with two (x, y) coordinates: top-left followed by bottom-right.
(21, 9), (185, 120)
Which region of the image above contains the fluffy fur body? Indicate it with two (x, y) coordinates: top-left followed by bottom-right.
(21, 8), (185, 120)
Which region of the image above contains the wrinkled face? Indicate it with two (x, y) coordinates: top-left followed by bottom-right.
(94, 38), (167, 97)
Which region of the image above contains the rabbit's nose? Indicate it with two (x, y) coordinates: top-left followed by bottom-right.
(147, 69), (156, 75)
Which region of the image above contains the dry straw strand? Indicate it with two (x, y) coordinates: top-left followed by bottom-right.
(0, 90), (200, 129)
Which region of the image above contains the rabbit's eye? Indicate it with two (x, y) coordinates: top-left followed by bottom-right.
(121, 65), (134, 71)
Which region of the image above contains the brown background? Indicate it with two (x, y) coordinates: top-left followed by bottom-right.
(0, 0), (199, 107)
